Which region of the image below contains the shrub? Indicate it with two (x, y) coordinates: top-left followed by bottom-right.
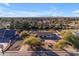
(54, 40), (67, 49)
(22, 35), (42, 46)
(20, 31), (29, 39)
(60, 30), (66, 35)
(55, 30), (79, 49)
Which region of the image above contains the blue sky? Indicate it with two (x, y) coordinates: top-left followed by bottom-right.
(0, 3), (79, 17)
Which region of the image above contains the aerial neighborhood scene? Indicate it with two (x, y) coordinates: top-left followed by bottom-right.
(0, 3), (79, 56)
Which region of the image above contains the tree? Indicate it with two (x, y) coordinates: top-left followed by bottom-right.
(14, 21), (23, 29)
(9, 19), (15, 29)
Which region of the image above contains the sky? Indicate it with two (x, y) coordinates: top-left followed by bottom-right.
(0, 3), (79, 17)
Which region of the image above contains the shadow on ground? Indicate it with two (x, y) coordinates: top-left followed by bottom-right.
(31, 46), (59, 56)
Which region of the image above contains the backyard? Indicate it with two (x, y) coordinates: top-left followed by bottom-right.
(0, 17), (79, 56)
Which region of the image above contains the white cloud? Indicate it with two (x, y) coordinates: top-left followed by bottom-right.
(0, 6), (63, 17)
(72, 10), (79, 16)
(72, 10), (79, 14)
(4, 3), (10, 6)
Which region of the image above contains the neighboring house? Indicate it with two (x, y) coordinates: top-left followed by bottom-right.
(0, 22), (10, 28)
